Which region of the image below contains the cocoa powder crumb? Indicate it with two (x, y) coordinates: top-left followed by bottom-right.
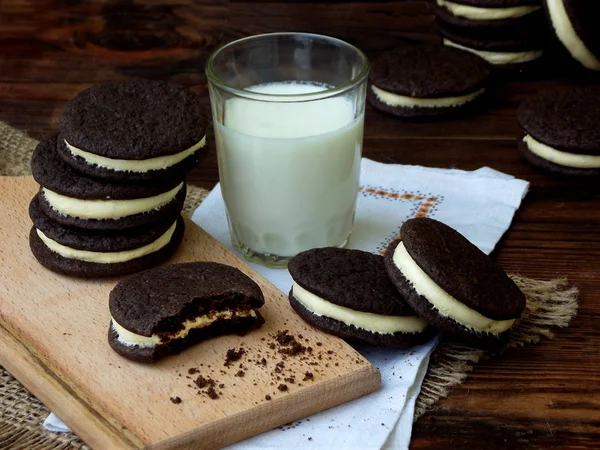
(224, 348), (245, 367)
(284, 377), (295, 384)
(194, 375), (214, 389)
(277, 384), (288, 392)
(236, 370), (245, 377)
(303, 372), (314, 381)
(206, 386), (219, 399)
(188, 367), (199, 375)
(265, 395), (272, 401)
(170, 396), (182, 404)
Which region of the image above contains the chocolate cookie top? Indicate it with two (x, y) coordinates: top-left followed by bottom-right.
(109, 262), (265, 336)
(518, 87), (600, 154)
(31, 134), (183, 200)
(29, 198), (180, 252)
(399, 218), (525, 320)
(563, 0), (600, 60)
(59, 80), (209, 159)
(369, 42), (491, 97)
(288, 247), (414, 316)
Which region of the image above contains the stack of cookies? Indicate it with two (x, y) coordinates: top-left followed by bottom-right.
(29, 80), (209, 278)
(431, 0), (547, 71)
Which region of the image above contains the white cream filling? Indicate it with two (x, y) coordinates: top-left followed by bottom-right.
(112, 310), (258, 348)
(292, 282), (427, 334)
(36, 221), (177, 264)
(393, 241), (515, 334)
(371, 84), (485, 109)
(65, 136), (206, 173)
(42, 183), (183, 220)
(547, 0), (600, 70)
(443, 38), (544, 65)
(523, 134), (600, 169)
(437, 0), (540, 20)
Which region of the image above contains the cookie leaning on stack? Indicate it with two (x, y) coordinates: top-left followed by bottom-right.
(28, 80), (209, 278)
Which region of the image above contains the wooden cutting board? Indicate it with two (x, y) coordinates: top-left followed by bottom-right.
(0, 176), (380, 450)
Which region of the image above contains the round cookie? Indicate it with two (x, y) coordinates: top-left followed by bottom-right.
(545, 0), (600, 71)
(517, 86), (600, 176)
(432, 0), (544, 29)
(32, 134), (187, 230)
(30, 212), (185, 278)
(437, 20), (546, 68)
(288, 247), (434, 347)
(58, 80), (209, 181)
(368, 42), (491, 119)
(108, 262), (265, 363)
(383, 218), (525, 347)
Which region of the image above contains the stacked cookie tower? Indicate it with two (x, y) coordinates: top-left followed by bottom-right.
(29, 80), (209, 278)
(431, 0), (547, 71)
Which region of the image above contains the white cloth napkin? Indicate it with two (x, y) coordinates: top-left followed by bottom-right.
(45, 159), (529, 449)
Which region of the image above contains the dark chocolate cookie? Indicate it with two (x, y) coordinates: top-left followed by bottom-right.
(288, 247), (432, 347)
(31, 135), (187, 230)
(30, 197), (179, 252)
(546, 0), (600, 70)
(384, 218), (525, 347)
(29, 215), (185, 278)
(432, 0), (544, 29)
(108, 262), (265, 362)
(367, 42), (490, 119)
(517, 87), (600, 153)
(60, 80), (209, 160)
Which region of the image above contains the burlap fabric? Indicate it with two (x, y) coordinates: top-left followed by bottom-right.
(0, 122), (579, 449)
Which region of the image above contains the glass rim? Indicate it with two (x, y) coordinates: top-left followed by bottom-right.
(205, 32), (370, 102)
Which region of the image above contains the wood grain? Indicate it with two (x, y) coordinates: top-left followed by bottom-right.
(0, 176), (380, 449)
(0, 1), (599, 448)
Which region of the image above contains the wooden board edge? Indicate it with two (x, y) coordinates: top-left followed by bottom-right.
(150, 364), (382, 450)
(0, 324), (139, 450)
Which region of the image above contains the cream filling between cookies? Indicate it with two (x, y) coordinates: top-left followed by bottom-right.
(436, 0), (540, 21)
(42, 183), (183, 220)
(111, 310), (258, 348)
(36, 221), (177, 264)
(523, 134), (600, 169)
(371, 85), (485, 109)
(292, 282), (427, 334)
(392, 242), (514, 334)
(546, 0), (600, 70)
(443, 39), (543, 65)
(64, 136), (207, 173)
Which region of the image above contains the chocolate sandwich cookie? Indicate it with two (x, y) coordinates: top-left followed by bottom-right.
(437, 20), (546, 68)
(368, 42), (491, 119)
(384, 218), (525, 347)
(29, 198), (184, 278)
(108, 262), (265, 363)
(545, 0), (600, 71)
(58, 80), (209, 181)
(517, 87), (600, 176)
(432, 0), (543, 29)
(288, 247), (433, 347)
(31, 134), (187, 230)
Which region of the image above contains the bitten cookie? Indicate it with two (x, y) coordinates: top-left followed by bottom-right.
(384, 218), (525, 347)
(432, 0), (543, 29)
(288, 247), (433, 347)
(29, 198), (184, 278)
(545, 0), (600, 71)
(58, 80), (209, 181)
(31, 134), (187, 230)
(108, 262), (265, 363)
(517, 87), (600, 176)
(367, 42), (491, 119)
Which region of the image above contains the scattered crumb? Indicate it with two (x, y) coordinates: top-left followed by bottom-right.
(265, 395), (272, 401)
(206, 386), (219, 399)
(236, 370), (245, 378)
(224, 348), (246, 367)
(188, 367), (199, 375)
(170, 396), (182, 404)
(277, 384), (288, 392)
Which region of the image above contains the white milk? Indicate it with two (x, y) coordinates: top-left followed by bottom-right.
(215, 81), (363, 258)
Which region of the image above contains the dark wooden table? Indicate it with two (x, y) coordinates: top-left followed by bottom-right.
(1, 1), (598, 448)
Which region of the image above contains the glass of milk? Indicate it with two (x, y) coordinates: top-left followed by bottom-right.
(206, 33), (369, 267)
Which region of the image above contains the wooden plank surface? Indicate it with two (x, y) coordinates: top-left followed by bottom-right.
(0, 176), (380, 449)
(0, 1), (599, 448)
